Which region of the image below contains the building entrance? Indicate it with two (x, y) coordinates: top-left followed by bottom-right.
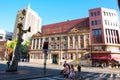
(52, 54), (58, 64)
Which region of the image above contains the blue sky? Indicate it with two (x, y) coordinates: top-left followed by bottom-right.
(0, 0), (119, 32)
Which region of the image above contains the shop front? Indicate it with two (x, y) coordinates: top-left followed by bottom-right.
(111, 54), (120, 62)
(91, 53), (111, 67)
(110, 54), (120, 68)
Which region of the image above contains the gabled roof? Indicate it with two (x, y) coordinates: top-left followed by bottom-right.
(42, 17), (89, 35)
(32, 31), (41, 38)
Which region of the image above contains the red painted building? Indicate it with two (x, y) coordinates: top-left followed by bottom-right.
(89, 8), (120, 67)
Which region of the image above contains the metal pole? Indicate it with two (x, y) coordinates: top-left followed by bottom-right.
(44, 50), (47, 75)
(76, 41), (78, 67)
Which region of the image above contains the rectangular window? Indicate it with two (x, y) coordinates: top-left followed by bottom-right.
(70, 43), (73, 49)
(103, 12), (106, 16)
(104, 20), (107, 25)
(45, 38), (49, 42)
(57, 37), (60, 40)
(92, 29), (102, 43)
(106, 37), (108, 43)
(91, 21), (94, 26)
(109, 37), (111, 43)
(56, 44), (60, 49)
(97, 11), (100, 15)
(51, 37), (54, 41)
(97, 20), (101, 25)
(62, 53), (67, 59)
(70, 53), (73, 60)
(81, 43), (84, 48)
(109, 12), (111, 16)
(95, 20), (97, 25)
(50, 45), (54, 49)
(62, 36), (67, 40)
(116, 30), (120, 44)
(75, 35), (78, 41)
(34, 53), (40, 59)
(94, 12), (97, 16)
(91, 12), (93, 16)
(80, 35), (83, 40)
(63, 44), (67, 49)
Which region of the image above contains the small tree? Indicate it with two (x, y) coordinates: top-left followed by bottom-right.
(6, 39), (18, 70)
(6, 9), (30, 72)
(6, 39), (18, 54)
(21, 40), (30, 61)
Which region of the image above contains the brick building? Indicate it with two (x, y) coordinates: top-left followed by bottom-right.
(0, 41), (7, 60)
(89, 8), (120, 67)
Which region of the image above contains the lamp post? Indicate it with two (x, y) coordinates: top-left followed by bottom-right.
(87, 39), (92, 66)
(76, 40), (78, 67)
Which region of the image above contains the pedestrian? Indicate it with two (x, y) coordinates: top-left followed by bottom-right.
(63, 61), (70, 72)
(77, 64), (81, 79)
(63, 61), (67, 66)
(60, 61), (67, 75)
(62, 63), (70, 80)
(69, 64), (75, 80)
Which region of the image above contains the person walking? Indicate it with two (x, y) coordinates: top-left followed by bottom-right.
(77, 64), (81, 79)
(60, 61), (69, 75)
(62, 63), (70, 80)
(69, 64), (75, 80)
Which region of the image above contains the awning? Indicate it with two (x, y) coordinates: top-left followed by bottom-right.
(111, 54), (120, 62)
(91, 53), (111, 60)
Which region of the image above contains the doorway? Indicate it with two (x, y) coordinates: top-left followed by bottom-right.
(52, 54), (58, 64)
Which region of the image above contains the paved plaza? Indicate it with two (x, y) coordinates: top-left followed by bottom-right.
(0, 61), (120, 80)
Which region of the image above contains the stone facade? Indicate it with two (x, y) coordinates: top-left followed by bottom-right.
(29, 18), (91, 66)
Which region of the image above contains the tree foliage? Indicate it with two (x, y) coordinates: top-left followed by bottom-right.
(20, 40), (30, 58)
(6, 39), (18, 52)
(6, 39), (30, 57)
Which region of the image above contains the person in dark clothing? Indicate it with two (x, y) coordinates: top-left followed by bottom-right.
(77, 64), (81, 79)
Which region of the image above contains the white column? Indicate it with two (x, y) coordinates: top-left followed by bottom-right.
(60, 42), (63, 60)
(78, 35), (80, 49)
(42, 37), (45, 48)
(83, 35), (86, 48)
(34, 39), (37, 50)
(31, 39), (34, 50)
(67, 36), (70, 49)
(38, 38), (41, 49)
(73, 36), (75, 49)
(49, 54), (52, 64)
(84, 35), (87, 48)
(59, 35), (63, 65)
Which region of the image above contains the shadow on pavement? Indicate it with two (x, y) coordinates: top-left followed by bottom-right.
(0, 63), (61, 80)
